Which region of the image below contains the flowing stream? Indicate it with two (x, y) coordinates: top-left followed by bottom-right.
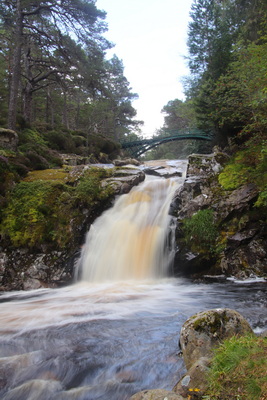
(0, 160), (266, 400)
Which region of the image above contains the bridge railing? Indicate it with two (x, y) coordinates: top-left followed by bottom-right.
(119, 129), (214, 157)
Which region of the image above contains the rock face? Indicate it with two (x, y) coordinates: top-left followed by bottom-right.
(172, 150), (267, 279)
(0, 163), (145, 291)
(179, 308), (253, 370)
(101, 166), (145, 194)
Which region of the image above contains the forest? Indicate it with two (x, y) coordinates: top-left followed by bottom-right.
(147, 0), (267, 162)
(0, 0), (266, 187)
(0, 0), (141, 142)
(0, 0), (266, 150)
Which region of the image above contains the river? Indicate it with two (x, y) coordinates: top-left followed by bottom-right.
(0, 160), (266, 400)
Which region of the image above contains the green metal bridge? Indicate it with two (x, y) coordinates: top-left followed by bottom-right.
(120, 129), (214, 158)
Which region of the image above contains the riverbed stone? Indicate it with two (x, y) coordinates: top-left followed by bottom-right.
(173, 357), (211, 398)
(129, 389), (184, 400)
(114, 158), (140, 166)
(179, 308), (253, 370)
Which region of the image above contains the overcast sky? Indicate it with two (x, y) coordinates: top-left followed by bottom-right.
(97, 0), (193, 137)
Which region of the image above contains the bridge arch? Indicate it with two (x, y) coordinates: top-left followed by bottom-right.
(120, 130), (214, 158)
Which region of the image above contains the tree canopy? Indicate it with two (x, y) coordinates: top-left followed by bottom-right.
(158, 0), (267, 155)
(0, 0), (141, 140)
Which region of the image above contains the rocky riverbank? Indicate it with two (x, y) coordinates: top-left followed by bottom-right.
(129, 308), (266, 400)
(1, 144), (266, 291)
(172, 149), (267, 280)
(0, 160), (145, 291)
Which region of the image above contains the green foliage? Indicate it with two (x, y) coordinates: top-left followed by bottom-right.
(185, 0), (267, 144)
(218, 141), (267, 197)
(255, 186), (267, 207)
(205, 334), (267, 399)
(209, 40), (267, 136)
(0, 167), (114, 248)
(183, 209), (218, 251)
(18, 129), (48, 147)
(143, 99), (212, 160)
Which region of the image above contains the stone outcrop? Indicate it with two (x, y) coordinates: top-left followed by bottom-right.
(143, 160), (185, 179)
(172, 150), (267, 279)
(113, 158), (140, 166)
(0, 128), (18, 151)
(0, 163), (145, 291)
(101, 166), (145, 194)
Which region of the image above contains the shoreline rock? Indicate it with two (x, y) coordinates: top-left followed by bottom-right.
(0, 163), (145, 291)
(130, 308), (254, 400)
(171, 151), (267, 280)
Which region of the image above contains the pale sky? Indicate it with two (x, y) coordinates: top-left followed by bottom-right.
(97, 0), (193, 137)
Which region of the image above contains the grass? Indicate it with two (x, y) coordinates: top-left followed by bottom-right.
(204, 334), (267, 400)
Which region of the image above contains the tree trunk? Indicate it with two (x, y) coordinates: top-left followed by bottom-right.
(22, 44), (33, 124)
(62, 91), (69, 129)
(23, 83), (33, 124)
(8, 0), (23, 130)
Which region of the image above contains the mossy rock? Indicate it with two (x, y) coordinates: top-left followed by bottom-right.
(180, 308), (253, 370)
(0, 167), (115, 249)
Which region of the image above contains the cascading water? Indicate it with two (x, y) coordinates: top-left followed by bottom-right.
(0, 160), (266, 400)
(79, 176), (178, 282)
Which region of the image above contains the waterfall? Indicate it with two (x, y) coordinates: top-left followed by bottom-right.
(79, 176), (179, 282)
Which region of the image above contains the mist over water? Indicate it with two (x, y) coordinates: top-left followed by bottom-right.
(0, 160), (266, 400)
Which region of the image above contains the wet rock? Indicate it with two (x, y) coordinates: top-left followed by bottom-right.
(114, 158), (140, 166)
(219, 237), (267, 278)
(0, 253), (7, 284)
(129, 389), (184, 400)
(179, 308), (253, 370)
(173, 357), (211, 398)
(102, 167), (145, 194)
(0, 249), (75, 291)
(23, 278), (45, 290)
(187, 153), (223, 177)
(171, 149), (267, 280)
(143, 166), (182, 178)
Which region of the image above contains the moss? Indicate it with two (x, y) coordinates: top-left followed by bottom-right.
(0, 167), (115, 249)
(192, 311), (230, 334)
(24, 169), (70, 183)
(218, 141), (267, 193)
(182, 209), (218, 253)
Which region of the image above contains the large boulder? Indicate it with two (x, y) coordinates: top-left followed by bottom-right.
(179, 308), (253, 370)
(0, 128), (19, 151)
